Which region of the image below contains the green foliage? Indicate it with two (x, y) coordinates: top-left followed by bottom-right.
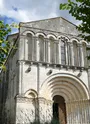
(0, 20), (11, 68)
(10, 22), (19, 28)
(60, 0), (90, 42)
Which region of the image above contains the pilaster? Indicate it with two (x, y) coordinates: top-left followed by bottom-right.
(19, 35), (25, 60)
(79, 44), (84, 67)
(18, 61), (25, 94)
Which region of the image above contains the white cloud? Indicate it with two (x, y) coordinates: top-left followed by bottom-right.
(0, 0), (3, 9)
(0, 0), (4, 11)
(0, 0), (79, 25)
(0, 0), (59, 22)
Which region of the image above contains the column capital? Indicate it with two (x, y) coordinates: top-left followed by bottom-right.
(69, 42), (73, 47)
(60, 36), (68, 42)
(77, 43), (82, 47)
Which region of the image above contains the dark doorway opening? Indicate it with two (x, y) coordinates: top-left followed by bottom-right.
(53, 95), (67, 124)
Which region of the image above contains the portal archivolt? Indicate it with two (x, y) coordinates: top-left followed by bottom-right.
(40, 74), (90, 124)
(40, 73), (89, 101)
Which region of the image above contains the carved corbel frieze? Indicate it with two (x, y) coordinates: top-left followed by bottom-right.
(60, 36), (68, 42)
(16, 95), (35, 104)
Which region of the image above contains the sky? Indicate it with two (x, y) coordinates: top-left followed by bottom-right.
(0, 0), (80, 33)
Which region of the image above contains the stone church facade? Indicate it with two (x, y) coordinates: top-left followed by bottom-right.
(0, 17), (90, 124)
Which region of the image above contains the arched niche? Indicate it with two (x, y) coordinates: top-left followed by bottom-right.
(23, 30), (35, 36)
(57, 35), (70, 65)
(24, 89), (38, 98)
(49, 36), (56, 63)
(73, 40), (79, 66)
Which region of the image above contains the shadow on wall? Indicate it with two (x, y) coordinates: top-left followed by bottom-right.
(17, 109), (60, 124)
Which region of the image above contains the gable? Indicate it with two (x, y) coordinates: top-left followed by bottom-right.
(20, 17), (80, 36)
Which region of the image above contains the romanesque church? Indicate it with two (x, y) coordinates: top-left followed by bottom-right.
(0, 17), (90, 124)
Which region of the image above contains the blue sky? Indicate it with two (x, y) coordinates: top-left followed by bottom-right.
(0, 0), (79, 33)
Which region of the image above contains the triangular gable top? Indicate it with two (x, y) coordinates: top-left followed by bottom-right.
(20, 17), (80, 36)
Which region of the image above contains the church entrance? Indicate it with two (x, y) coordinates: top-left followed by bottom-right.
(53, 95), (67, 124)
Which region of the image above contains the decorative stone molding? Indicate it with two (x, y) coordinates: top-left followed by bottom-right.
(37, 97), (53, 105)
(22, 30), (35, 36)
(16, 95), (52, 105)
(16, 95), (35, 103)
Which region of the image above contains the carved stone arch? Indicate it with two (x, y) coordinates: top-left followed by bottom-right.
(47, 34), (57, 40)
(70, 37), (79, 43)
(35, 32), (47, 38)
(24, 89), (38, 98)
(81, 40), (88, 45)
(40, 73), (90, 101)
(22, 30), (35, 36)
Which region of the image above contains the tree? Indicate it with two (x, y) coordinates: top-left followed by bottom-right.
(0, 20), (11, 69)
(60, 0), (90, 42)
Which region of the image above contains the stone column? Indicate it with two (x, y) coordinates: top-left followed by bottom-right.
(19, 35), (25, 60)
(66, 101), (72, 124)
(36, 37), (40, 61)
(24, 36), (28, 60)
(88, 69), (90, 91)
(79, 44), (84, 67)
(34, 37), (37, 61)
(65, 42), (68, 65)
(79, 100), (83, 124)
(81, 100), (89, 124)
(72, 102), (75, 124)
(45, 38), (48, 63)
(56, 41), (59, 64)
(58, 40), (61, 64)
(45, 100), (53, 123)
(82, 100), (85, 123)
(67, 42), (71, 66)
(87, 100), (90, 123)
(84, 99), (90, 124)
(48, 39), (50, 63)
(18, 61), (24, 94)
(32, 37), (36, 61)
(70, 43), (74, 66)
(38, 98), (53, 123)
(54, 42), (56, 64)
(43, 38), (46, 62)
(66, 102), (69, 124)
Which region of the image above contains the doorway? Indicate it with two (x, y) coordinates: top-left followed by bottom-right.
(53, 95), (67, 124)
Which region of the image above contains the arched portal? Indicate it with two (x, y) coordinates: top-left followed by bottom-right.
(40, 73), (90, 124)
(53, 95), (67, 124)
